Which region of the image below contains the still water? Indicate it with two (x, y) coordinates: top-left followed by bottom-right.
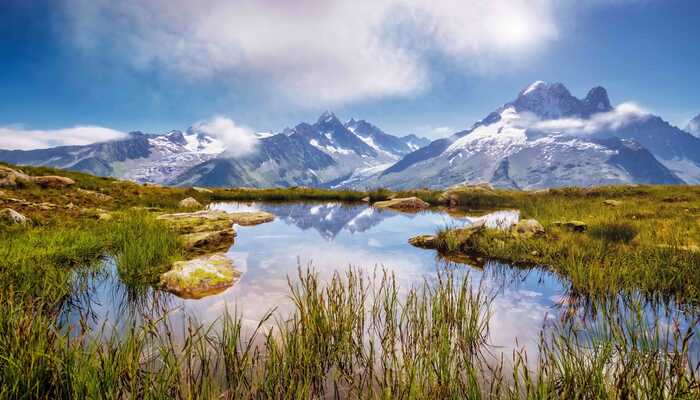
(62, 202), (697, 360)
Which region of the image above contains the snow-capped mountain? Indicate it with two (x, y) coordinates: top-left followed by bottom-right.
(687, 114), (700, 137)
(2, 84), (695, 190)
(0, 129), (225, 184)
(345, 118), (430, 157)
(367, 82), (686, 190)
(0, 114), (429, 187)
(172, 112), (430, 187)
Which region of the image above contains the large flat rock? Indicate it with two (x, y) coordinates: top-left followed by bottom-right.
(160, 253), (240, 299)
(157, 210), (274, 253)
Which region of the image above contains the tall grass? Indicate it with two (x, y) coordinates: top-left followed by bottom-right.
(1, 267), (698, 399)
(511, 298), (700, 399)
(589, 221), (639, 244)
(111, 211), (184, 286)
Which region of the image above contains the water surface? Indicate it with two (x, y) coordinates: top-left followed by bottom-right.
(64, 201), (697, 360)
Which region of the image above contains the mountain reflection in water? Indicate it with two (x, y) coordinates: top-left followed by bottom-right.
(62, 201), (697, 362)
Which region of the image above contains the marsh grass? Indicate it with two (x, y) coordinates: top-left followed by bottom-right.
(111, 211), (184, 286)
(512, 298), (700, 399)
(2, 267), (698, 399)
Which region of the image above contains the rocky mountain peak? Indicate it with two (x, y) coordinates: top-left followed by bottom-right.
(583, 86), (612, 113)
(317, 110), (338, 124)
(511, 81), (581, 119)
(509, 81), (614, 119)
(165, 130), (187, 145)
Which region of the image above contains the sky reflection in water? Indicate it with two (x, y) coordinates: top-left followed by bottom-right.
(66, 202), (696, 360)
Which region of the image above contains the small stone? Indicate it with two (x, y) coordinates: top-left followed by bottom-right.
(37, 202), (58, 210)
(603, 199), (623, 207)
(76, 188), (113, 202)
(98, 213), (113, 221)
(361, 197), (370, 202)
(373, 197), (430, 211)
(179, 197), (202, 209)
(160, 253), (240, 299)
(408, 234), (437, 248)
(192, 187), (213, 194)
(0, 208), (28, 225)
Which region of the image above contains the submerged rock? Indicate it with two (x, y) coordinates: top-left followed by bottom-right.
(552, 220), (587, 233)
(179, 197), (202, 209)
(408, 234), (437, 248)
(511, 219), (545, 239)
(374, 197), (430, 211)
(181, 229), (236, 253)
(160, 253), (240, 299)
(0, 208), (28, 225)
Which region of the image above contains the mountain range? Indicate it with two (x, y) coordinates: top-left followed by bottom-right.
(2, 81), (699, 190)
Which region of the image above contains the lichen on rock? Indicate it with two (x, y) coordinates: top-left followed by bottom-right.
(160, 253), (240, 299)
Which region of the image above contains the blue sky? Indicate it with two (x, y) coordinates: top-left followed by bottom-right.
(1, 0), (699, 148)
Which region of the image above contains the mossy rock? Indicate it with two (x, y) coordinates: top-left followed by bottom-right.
(160, 253), (240, 299)
(408, 234), (437, 248)
(179, 197), (202, 209)
(157, 210), (274, 233)
(511, 219), (545, 239)
(181, 228), (236, 253)
(374, 197), (430, 211)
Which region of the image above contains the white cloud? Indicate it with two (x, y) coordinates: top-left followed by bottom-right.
(532, 102), (651, 135)
(416, 125), (455, 138)
(0, 125), (128, 150)
(194, 116), (258, 157)
(62, 0), (560, 105)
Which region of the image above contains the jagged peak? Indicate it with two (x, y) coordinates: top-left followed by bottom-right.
(583, 86), (612, 112)
(518, 81), (572, 99)
(317, 110), (338, 124)
(164, 130), (187, 145)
